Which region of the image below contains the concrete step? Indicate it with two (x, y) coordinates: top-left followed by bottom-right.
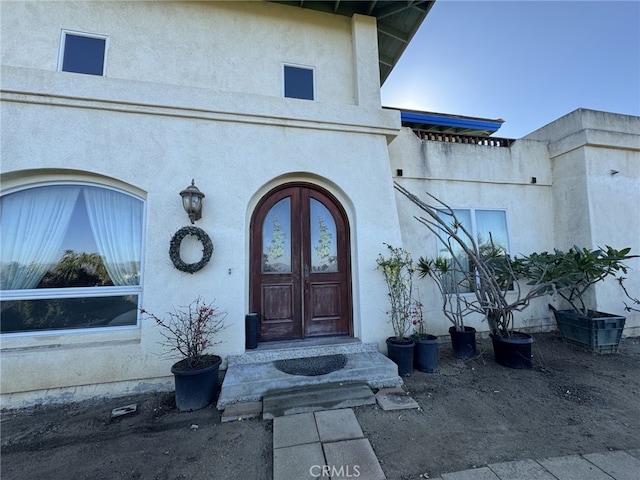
(262, 382), (375, 419)
(216, 349), (402, 410)
(226, 338), (379, 365)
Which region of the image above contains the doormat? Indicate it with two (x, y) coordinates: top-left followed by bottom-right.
(274, 354), (347, 376)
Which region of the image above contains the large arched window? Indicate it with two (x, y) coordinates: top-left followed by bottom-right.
(0, 184), (144, 334)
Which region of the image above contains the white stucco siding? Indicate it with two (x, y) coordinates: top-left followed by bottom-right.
(585, 146), (640, 324)
(1, 1), (357, 105)
(388, 128), (557, 335)
(0, 75), (402, 407)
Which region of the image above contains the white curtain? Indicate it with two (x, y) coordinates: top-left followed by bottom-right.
(83, 187), (142, 286)
(1, 186), (81, 290)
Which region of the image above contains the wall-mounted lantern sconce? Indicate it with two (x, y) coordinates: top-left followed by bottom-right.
(180, 179), (205, 224)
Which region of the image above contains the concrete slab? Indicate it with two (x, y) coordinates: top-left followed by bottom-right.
(538, 455), (613, 480)
(217, 350), (402, 409)
(441, 467), (500, 480)
(375, 387), (419, 411)
(583, 450), (640, 480)
(314, 408), (363, 443)
(221, 401), (262, 423)
(262, 382), (375, 419)
(626, 448), (640, 461)
(488, 459), (557, 480)
(272, 412), (319, 449)
(322, 438), (386, 480)
(273, 442), (325, 480)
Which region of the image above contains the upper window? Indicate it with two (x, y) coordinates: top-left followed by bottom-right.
(59, 30), (108, 76)
(1, 184), (144, 334)
(283, 64), (315, 100)
(437, 209), (510, 294)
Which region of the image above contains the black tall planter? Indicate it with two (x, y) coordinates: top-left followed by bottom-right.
(449, 326), (477, 359)
(490, 332), (533, 369)
(412, 334), (439, 372)
(386, 337), (415, 376)
(171, 355), (222, 411)
(245, 313), (258, 349)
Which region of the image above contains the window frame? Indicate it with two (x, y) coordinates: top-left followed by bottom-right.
(58, 29), (109, 76)
(282, 62), (316, 101)
(0, 182), (145, 337)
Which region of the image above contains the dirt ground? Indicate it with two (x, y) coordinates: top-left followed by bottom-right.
(2, 331), (640, 480)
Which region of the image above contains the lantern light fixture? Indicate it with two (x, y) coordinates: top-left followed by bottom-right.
(179, 179), (205, 224)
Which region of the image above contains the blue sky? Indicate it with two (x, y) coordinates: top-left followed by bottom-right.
(381, 1), (640, 139)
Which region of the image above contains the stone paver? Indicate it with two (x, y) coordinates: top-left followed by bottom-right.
(538, 454), (613, 480)
(273, 412), (319, 448)
(583, 451), (640, 480)
(441, 466), (500, 480)
(273, 442), (325, 480)
(375, 387), (420, 411)
(322, 438), (386, 480)
(488, 459), (556, 480)
(314, 408), (363, 443)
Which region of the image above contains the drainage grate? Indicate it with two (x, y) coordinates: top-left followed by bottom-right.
(274, 354), (347, 376)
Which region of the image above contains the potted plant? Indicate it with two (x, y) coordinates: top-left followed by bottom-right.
(417, 255), (478, 359)
(396, 184), (555, 368)
(409, 297), (439, 372)
(511, 246), (637, 353)
(376, 243), (416, 376)
(140, 297), (227, 411)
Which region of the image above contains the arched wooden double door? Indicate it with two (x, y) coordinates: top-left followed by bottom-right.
(250, 184), (352, 341)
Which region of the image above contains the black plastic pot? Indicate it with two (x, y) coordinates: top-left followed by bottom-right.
(412, 334), (439, 372)
(171, 355), (222, 411)
(490, 332), (533, 369)
(245, 313), (258, 349)
(449, 326), (477, 359)
(386, 337), (415, 376)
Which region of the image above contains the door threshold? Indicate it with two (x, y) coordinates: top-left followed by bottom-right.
(255, 336), (360, 352)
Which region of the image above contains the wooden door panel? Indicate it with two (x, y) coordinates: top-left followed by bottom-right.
(305, 281), (346, 336)
(251, 183), (351, 341)
(260, 283), (297, 340)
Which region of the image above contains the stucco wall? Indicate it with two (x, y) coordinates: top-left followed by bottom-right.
(0, 1), (358, 105)
(389, 129), (557, 335)
(0, 2), (403, 407)
(536, 110), (640, 329)
(390, 109), (640, 338)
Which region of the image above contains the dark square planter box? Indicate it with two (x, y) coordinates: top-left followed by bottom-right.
(552, 309), (625, 354)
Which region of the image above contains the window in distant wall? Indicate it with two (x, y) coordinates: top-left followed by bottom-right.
(59, 30), (108, 76)
(437, 209), (510, 294)
(0, 184), (144, 334)
(283, 64), (315, 100)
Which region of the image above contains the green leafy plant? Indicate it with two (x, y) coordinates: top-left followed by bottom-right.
(376, 243), (418, 341)
(417, 256), (474, 332)
(140, 297), (227, 369)
(396, 183), (555, 338)
(511, 246), (637, 317)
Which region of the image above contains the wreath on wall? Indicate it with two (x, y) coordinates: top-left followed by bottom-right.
(169, 226), (213, 274)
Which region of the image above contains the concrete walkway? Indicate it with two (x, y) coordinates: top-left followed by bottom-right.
(272, 408), (385, 480)
(272, 408), (640, 479)
(435, 449), (640, 480)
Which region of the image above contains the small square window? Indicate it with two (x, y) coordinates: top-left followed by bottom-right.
(284, 64), (314, 100)
(60, 31), (107, 76)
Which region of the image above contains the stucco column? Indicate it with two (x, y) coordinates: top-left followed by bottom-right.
(351, 14), (381, 108)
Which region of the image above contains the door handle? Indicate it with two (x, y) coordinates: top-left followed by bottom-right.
(304, 264), (309, 289)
